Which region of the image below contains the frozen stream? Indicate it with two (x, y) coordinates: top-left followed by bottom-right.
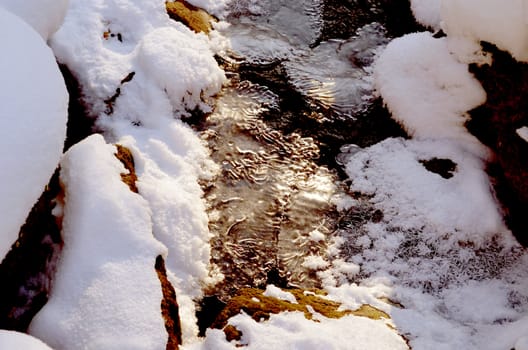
(199, 0), (392, 300)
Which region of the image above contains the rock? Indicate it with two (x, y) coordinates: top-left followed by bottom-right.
(155, 255), (182, 350)
(166, 0), (215, 34)
(205, 287), (390, 341)
(0, 172), (63, 331)
(467, 42), (528, 245)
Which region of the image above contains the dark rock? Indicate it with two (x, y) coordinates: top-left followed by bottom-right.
(419, 158), (457, 179)
(468, 42), (528, 245)
(0, 171), (63, 331)
(59, 64), (96, 151)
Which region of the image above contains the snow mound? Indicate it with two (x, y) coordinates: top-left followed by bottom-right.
(410, 0), (441, 29)
(441, 0), (528, 62)
(0, 7), (68, 261)
(263, 285), (298, 304)
(29, 135), (168, 350)
(374, 32), (487, 156)
(195, 312), (408, 350)
(0, 0), (69, 40)
(517, 126), (528, 142)
(345, 138), (506, 241)
(0, 330), (53, 350)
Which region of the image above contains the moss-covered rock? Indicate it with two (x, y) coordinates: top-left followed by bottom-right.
(209, 287), (390, 341)
(166, 0), (215, 34)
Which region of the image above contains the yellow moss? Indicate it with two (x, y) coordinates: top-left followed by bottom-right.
(212, 287), (392, 341)
(166, 0), (214, 34)
(114, 144), (138, 193)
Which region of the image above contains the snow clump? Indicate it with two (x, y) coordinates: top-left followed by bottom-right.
(0, 7), (68, 261)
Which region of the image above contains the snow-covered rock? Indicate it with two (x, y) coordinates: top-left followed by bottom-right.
(29, 135), (168, 350)
(441, 0), (528, 62)
(0, 0), (69, 40)
(374, 32), (487, 157)
(0, 7), (68, 261)
(0, 330), (53, 350)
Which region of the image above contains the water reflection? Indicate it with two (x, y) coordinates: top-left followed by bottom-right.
(202, 81), (339, 299)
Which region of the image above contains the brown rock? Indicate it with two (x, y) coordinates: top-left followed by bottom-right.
(166, 0), (215, 34)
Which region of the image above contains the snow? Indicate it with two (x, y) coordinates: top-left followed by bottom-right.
(183, 0), (230, 17)
(340, 5), (528, 348)
(29, 135), (168, 350)
(263, 285), (298, 304)
(47, 0), (226, 342)
(0, 7), (68, 261)
(441, 0), (528, 62)
(517, 126), (528, 142)
(374, 32), (487, 157)
(0, 0), (69, 40)
(410, 0), (441, 29)
(0, 330), (53, 350)
(345, 138), (505, 241)
(302, 255), (330, 270)
(191, 312), (408, 350)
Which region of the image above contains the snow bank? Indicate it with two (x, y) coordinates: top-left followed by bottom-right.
(441, 0), (528, 62)
(193, 312), (408, 350)
(0, 7), (68, 261)
(51, 0), (226, 342)
(374, 32), (487, 156)
(0, 0), (69, 40)
(0, 330), (53, 350)
(29, 135), (168, 350)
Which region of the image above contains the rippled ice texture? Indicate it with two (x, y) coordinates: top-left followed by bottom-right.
(221, 0), (388, 117)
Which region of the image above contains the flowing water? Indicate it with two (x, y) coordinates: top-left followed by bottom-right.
(199, 0), (411, 301)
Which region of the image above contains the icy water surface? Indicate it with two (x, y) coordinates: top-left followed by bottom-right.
(200, 0), (394, 299)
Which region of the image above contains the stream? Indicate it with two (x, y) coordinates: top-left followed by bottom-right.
(197, 0), (414, 302)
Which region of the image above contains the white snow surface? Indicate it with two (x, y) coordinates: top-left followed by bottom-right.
(191, 312), (408, 350)
(374, 32), (487, 157)
(517, 126), (528, 142)
(263, 285), (298, 304)
(410, 0), (441, 29)
(0, 330), (53, 350)
(0, 7), (68, 261)
(441, 0), (528, 62)
(0, 0), (69, 40)
(183, 0), (230, 17)
(29, 135), (168, 350)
